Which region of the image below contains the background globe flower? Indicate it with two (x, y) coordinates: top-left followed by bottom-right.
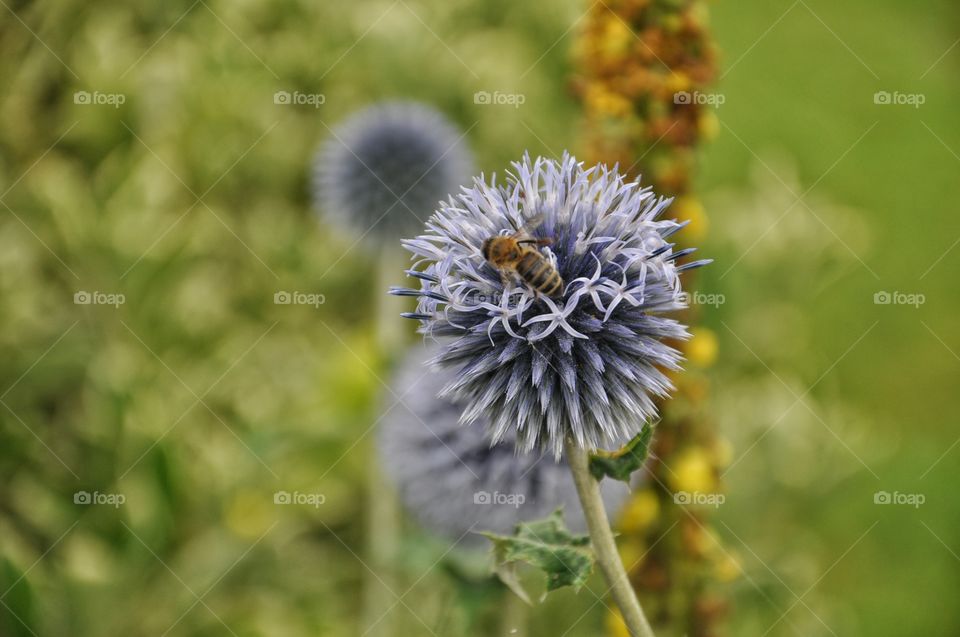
(312, 100), (474, 243)
(378, 345), (631, 542)
(391, 154), (710, 457)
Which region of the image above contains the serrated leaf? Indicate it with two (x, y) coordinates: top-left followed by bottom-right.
(589, 425), (654, 483)
(482, 509), (594, 603)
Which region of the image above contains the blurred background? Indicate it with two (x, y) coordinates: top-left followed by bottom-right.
(0, 0), (958, 635)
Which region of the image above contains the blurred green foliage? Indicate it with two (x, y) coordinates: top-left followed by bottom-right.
(0, 0), (958, 635)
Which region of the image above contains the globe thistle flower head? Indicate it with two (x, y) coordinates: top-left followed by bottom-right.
(312, 101), (474, 244)
(391, 154), (710, 457)
(378, 346), (630, 543)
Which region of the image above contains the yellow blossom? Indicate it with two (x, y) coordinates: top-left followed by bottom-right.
(600, 15), (633, 61)
(670, 447), (716, 494)
(715, 553), (743, 582)
(585, 84), (634, 118)
(619, 489), (661, 533)
(673, 195), (708, 243)
(698, 109), (720, 141)
(664, 71), (692, 95)
(687, 326), (718, 368)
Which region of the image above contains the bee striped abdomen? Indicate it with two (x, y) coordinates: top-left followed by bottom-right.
(517, 251), (563, 297)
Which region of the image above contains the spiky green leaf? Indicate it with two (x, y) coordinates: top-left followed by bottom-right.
(588, 425), (654, 482)
(482, 509), (594, 603)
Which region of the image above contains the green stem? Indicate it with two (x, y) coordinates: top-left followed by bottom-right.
(363, 249), (406, 637)
(499, 585), (528, 636)
(564, 437), (655, 637)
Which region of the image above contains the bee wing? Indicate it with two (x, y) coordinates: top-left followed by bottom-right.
(510, 212), (546, 239)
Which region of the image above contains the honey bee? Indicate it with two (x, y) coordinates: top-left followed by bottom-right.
(481, 216), (564, 297)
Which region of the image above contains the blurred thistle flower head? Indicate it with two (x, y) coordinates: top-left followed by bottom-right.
(378, 346), (630, 543)
(391, 153), (709, 457)
(312, 101), (474, 243)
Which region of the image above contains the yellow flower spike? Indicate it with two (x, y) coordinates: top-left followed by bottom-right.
(673, 195), (708, 243)
(669, 447), (717, 495)
(605, 608), (632, 637)
(687, 326), (718, 368)
(619, 489), (661, 533)
(575, 0), (727, 629)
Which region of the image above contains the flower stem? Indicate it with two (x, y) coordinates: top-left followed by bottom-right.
(500, 585), (528, 637)
(564, 437), (655, 637)
(363, 248), (406, 637)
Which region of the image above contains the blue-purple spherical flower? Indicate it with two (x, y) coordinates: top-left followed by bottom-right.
(391, 154), (709, 457)
(378, 346), (630, 542)
(312, 101), (474, 243)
